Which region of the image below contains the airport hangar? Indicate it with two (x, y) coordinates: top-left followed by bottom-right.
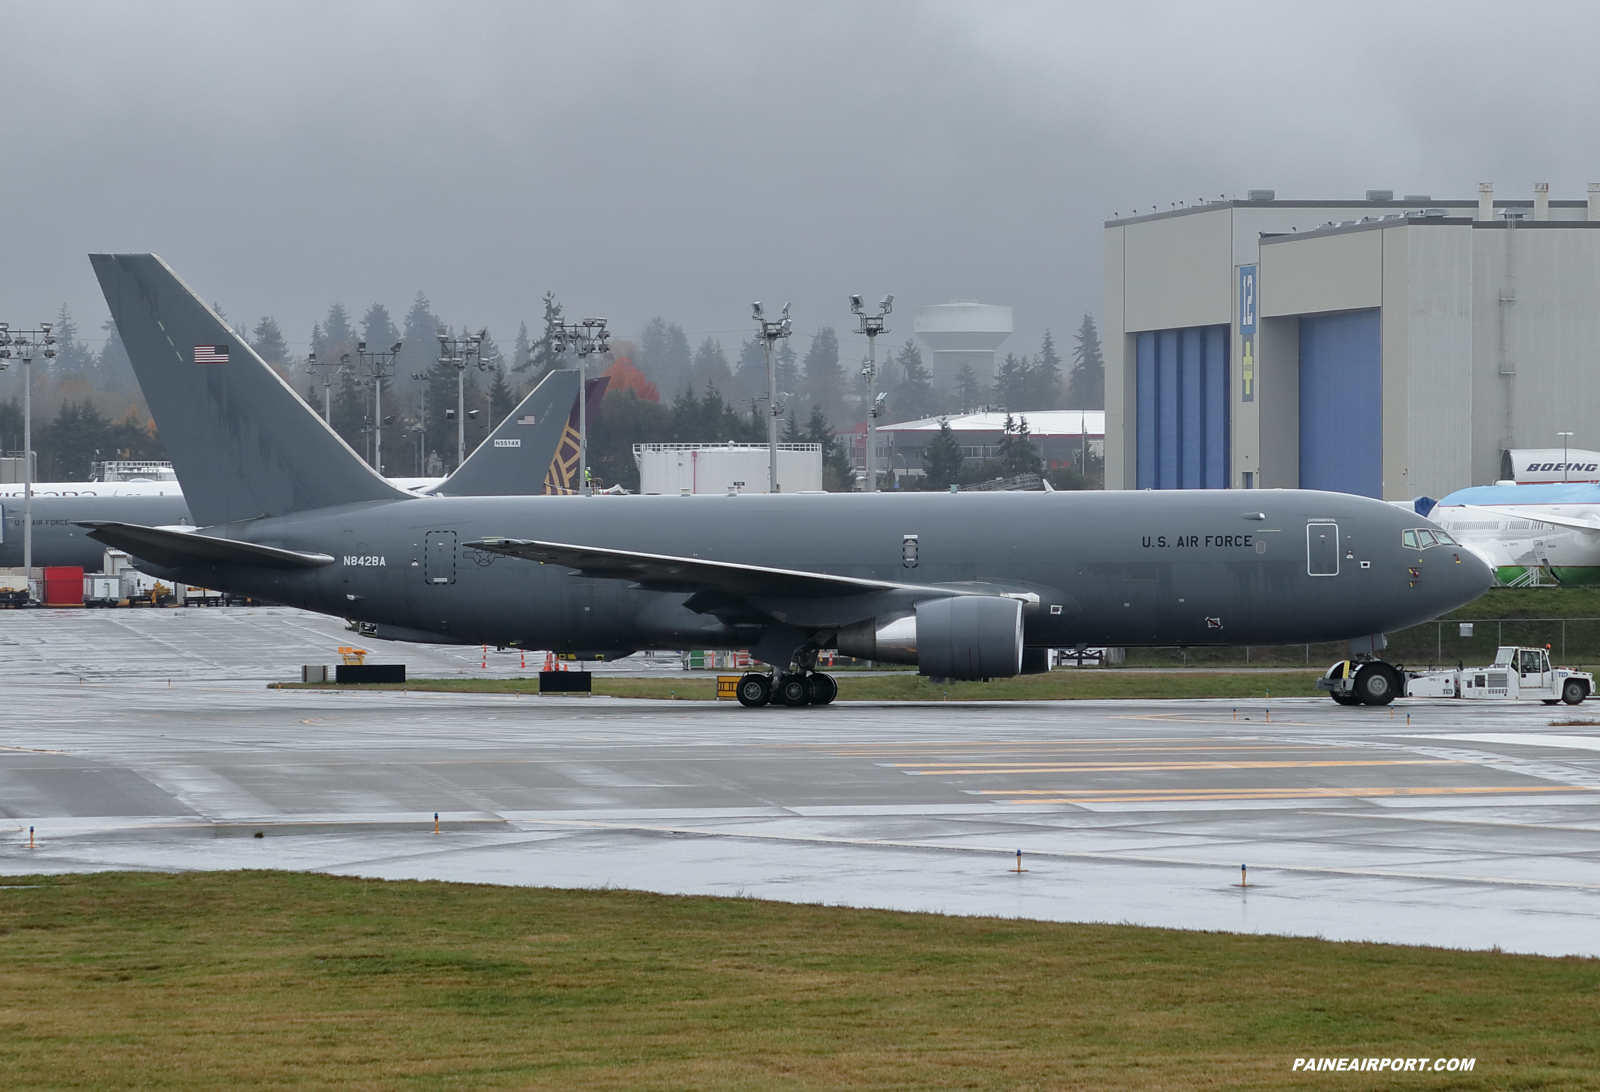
(1103, 184), (1600, 500)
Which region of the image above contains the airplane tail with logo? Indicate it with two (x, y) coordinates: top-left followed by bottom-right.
(539, 375), (609, 495)
(431, 368), (600, 496)
(91, 254), (408, 527)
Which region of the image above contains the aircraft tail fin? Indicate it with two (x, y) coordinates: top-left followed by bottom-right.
(90, 254), (409, 526)
(539, 376), (610, 495)
(433, 368), (581, 496)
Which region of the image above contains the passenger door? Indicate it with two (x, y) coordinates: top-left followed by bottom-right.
(424, 530), (457, 586)
(1306, 521), (1339, 576)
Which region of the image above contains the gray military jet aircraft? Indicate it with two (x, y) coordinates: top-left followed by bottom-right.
(84, 254), (1491, 707)
(0, 366), (593, 570)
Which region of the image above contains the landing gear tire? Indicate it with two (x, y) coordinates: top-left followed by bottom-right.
(1563, 679), (1588, 705)
(806, 673), (838, 706)
(736, 673), (772, 708)
(1354, 661), (1401, 706)
(1331, 692), (1362, 707)
(774, 674), (811, 707)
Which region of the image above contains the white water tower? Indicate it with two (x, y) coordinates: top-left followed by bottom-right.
(913, 301), (1013, 396)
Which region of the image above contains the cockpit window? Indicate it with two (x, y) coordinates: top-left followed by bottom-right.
(1403, 528), (1454, 550)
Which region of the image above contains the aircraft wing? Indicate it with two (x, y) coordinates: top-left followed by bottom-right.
(470, 537), (943, 599)
(80, 522), (336, 569)
(1458, 506), (1600, 534)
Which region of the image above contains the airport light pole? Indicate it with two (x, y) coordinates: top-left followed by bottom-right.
(1559, 431), (1574, 483)
(411, 373), (431, 475)
(436, 329), (485, 469)
(850, 293), (892, 492)
(753, 302), (793, 493)
(355, 340), (402, 474)
(307, 351), (339, 424)
(547, 316), (610, 496)
(0, 323), (56, 602)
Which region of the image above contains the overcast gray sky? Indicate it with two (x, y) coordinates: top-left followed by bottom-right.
(3, 0), (1598, 363)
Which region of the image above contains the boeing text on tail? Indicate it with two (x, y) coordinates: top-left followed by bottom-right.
(86, 254), (1492, 706)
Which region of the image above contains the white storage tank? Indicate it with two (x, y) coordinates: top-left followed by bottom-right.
(913, 301), (1013, 392)
(633, 443), (823, 494)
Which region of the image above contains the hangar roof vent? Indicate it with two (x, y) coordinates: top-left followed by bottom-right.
(1403, 194), (1432, 202)
(1246, 189), (1275, 201)
(1365, 189), (1394, 201)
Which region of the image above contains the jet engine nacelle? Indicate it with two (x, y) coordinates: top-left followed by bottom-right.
(835, 595), (1024, 680)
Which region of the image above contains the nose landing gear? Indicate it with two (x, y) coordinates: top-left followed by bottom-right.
(734, 670), (838, 708)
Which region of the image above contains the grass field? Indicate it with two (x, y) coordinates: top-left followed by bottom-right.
(0, 872), (1594, 1090)
(284, 671), (1325, 702)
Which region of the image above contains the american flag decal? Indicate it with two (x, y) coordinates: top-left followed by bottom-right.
(516, 414), (537, 425)
(193, 344), (229, 365)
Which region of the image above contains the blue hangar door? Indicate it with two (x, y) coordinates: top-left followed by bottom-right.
(1299, 310), (1381, 497)
(1136, 324), (1228, 489)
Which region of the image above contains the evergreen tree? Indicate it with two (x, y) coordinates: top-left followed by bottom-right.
(891, 339), (938, 421)
(953, 362), (983, 411)
(1067, 313), (1105, 409)
(1032, 328), (1063, 408)
(775, 339), (799, 396)
(923, 418), (965, 491)
(799, 327), (844, 422)
(639, 317), (692, 394)
(519, 292), (564, 380)
(994, 352), (1031, 409)
(689, 337), (733, 395)
(309, 321), (328, 359)
(804, 404), (854, 491)
(732, 337), (767, 402)
(513, 322), (532, 371)
(360, 303), (401, 355)
(998, 414), (1043, 477)
(250, 316), (290, 365)
(397, 291), (444, 382)
(320, 303), (356, 353)
(52, 305), (95, 374)
(780, 411), (804, 445)
(488, 365), (515, 425)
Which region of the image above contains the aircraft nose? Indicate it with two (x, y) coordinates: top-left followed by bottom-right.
(1444, 544), (1494, 608)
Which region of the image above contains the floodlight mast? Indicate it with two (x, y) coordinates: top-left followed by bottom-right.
(354, 340), (402, 473)
(1559, 431), (1575, 483)
(754, 301), (793, 493)
(547, 314), (610, 495)
(0, 323), (56, 601)
(852, 293), (892, 492)
(437, 329), (486, 469)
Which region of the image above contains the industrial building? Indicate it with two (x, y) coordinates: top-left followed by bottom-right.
(866, 410), (1104, 482)
(1104, 184), (1600, 499)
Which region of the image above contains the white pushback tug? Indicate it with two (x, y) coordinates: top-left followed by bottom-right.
(1320, 647), (1593, 706)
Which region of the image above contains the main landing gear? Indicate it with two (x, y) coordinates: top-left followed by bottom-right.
(735, 671), (837, 708)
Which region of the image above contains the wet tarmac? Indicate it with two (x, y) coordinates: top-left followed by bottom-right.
(3, 608), (1599, 956)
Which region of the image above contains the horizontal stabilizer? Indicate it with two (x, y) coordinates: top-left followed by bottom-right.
(469, 537), (931, 599)
(1461, 505), (1600, 534)
(80, 522), (335, 569)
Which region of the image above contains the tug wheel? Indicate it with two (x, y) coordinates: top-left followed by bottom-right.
(1562, 679), (1588, 705)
